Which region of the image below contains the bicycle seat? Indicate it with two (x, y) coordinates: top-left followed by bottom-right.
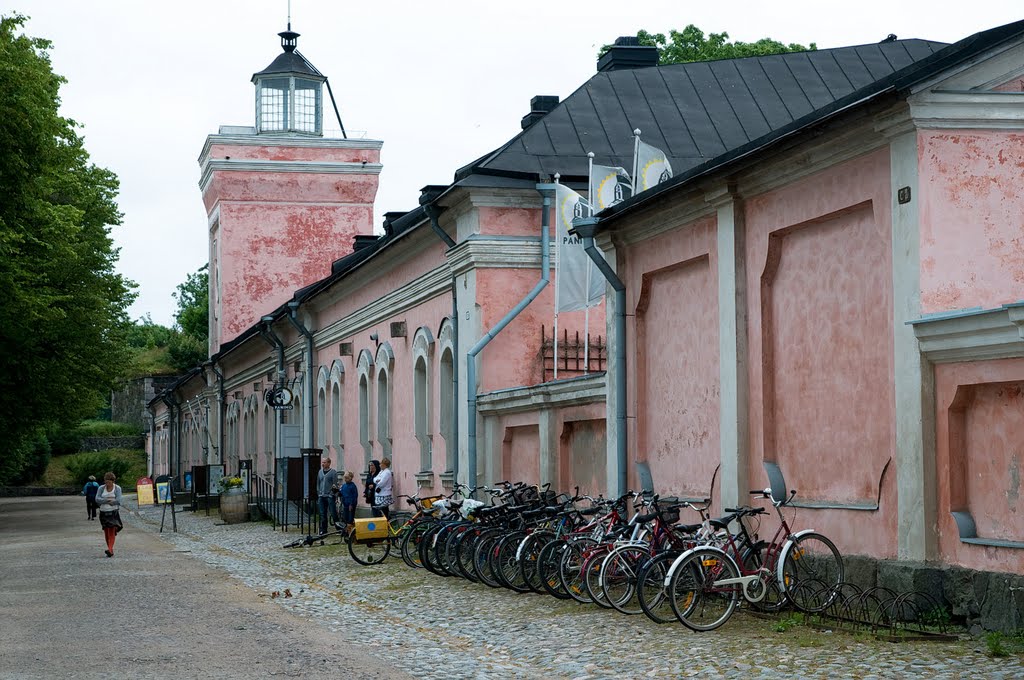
(674, 523), (701, 533)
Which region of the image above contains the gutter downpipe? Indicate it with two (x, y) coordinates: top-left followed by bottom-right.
(572, 215), (627, 497)
(160, 393), (178, 485)
(423, 204), (459, 481)
(259, 318), (287, 468)
(466, 183), (555, 492)
(286, 301), (316, 452)
(208, 361), (226, 465)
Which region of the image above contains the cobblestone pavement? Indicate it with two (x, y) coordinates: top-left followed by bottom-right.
(132, 502), (1023, 679)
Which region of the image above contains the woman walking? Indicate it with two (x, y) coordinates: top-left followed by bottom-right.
(95, 472), (123, 557)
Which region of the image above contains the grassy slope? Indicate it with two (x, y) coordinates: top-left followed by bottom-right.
(35, 449), (148, 490)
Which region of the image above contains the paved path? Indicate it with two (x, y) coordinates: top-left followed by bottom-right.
(0, 496), (411, 679)
(134, 499), (1023, 679)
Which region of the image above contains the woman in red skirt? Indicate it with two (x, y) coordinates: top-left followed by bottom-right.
(95, 472), (123, 557)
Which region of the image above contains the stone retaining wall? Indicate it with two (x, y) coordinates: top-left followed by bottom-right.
(80, 436), (145, 451)
(842, 554), (1024, 633)
(0, 487), (77, 497)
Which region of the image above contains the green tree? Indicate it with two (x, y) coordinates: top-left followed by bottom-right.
(0, 14), (136, 483)
(602, 25), (816, 64)
(167, 263), (209, 371)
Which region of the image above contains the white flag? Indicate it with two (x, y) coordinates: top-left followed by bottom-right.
(590, 164), (633, 210)
(554, 183), (605, 313)
(634, 139), (673, 192)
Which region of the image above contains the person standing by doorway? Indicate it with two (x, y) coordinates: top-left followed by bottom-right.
(82, 475), (99, 520)
(364, 460), (380, 514)
(95, 472), (123, 557)
(373, 457), (394, 521)
(316, 457), (339, 536)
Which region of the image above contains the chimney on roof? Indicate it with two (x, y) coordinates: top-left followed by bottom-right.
(419, 185), (447, 206)
(353, 234), (379, 251)
(598, 36), (659, 72)
(520, 95), (560, 130)
(382, 211), (407, 236)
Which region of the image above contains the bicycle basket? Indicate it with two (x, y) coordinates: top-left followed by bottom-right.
(352, 517), (389, 542)
(420, 495), (442, 510)
(540, 489), (558, 506)
(514, 486), (540, 504)
(659, 508), (681, 525)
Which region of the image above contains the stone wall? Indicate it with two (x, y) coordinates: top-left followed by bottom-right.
(80, 436), (145, 451)
(111, 375), (181, 430)
(842, 554), (1024, 633)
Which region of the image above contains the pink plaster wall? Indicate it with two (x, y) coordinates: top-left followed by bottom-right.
(745, 149), (897, 557)
(502, 425), (541, 485)
(477, 206), (543, 237)
(559, 414), (608, 496)
(206, 143), (379, 164)
(624, 216), (719, 499)
(993, 77), (1024, 92)
(935, 359), (1024, 574)
(217, 202), (373, 340)
(919, 131), (1024, 314)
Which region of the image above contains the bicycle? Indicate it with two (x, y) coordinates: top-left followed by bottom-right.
(347, 494), (442, 566)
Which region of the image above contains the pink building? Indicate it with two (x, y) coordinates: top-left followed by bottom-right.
(150, 22), (1024, 629)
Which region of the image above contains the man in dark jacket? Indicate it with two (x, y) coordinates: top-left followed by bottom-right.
(316, 458), (339, 535)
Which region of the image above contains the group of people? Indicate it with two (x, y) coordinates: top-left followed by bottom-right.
(316, 456), (394, 535)
(81, 472), (124, 557)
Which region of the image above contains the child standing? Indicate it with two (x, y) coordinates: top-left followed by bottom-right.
(339, 470), (358, 528)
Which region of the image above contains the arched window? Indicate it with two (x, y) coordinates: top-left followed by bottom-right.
(330, 359), (344, 457)
(316, 366), (329, 452)
(438, 318), (456, 473)
(357, 349), (374, 464)
(375, 342), (395, 460)
(412, 326), (435, 472)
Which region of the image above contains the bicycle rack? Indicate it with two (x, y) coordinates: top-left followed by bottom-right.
(792, 581), (957, 642)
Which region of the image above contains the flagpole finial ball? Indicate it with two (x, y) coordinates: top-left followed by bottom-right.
(588, 151), (595, 158)
(554, 173), (560, 181)
(634, 128), (642, 136)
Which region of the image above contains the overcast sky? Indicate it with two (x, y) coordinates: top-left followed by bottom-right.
(7, 1), (1022, 326)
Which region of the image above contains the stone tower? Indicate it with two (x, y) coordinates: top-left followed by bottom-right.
(198, 26), (382, 353)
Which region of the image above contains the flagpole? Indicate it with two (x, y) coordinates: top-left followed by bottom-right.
(631, 128), (641, 191)
(552, 173), (561, 380)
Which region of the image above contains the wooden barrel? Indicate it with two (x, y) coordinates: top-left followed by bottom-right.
(219, 488), (248, 524)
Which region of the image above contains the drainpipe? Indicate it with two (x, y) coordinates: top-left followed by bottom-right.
(466, 183), (555, 492)
(160, 393), (178, 484)
(259, 317), (287, 465)
(147, 409), (157, 478)
(424, 203), (459, 481)
(572, 215), (627, 497)
(208, 361), (226, 465)
(286, 301), (316, 451)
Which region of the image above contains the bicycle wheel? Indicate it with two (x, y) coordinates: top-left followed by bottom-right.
(740, 540), (786, 613)
(347, 534), (391, 565)
(583, 548), (613, 608)
(669, 547), (741, 631)
(519, 530), (554, 593)
(454, 527), (482, 582)
(400, 520), (434, 569)
(560, 538), (597, 604)
(442, 525), (471, 579)
(603, 545), (649, 615)
(473, 531), (503, 588)
(537, 539), (571, 599)
(637, 552), (678, 624)
(495, 532), (529, 592)
(419, 524), (447, 576)
(780, 532), (844, 613)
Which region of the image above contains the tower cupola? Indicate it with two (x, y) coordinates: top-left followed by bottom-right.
(251, 27), (326, 135)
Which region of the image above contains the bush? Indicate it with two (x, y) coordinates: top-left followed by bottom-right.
(78, 420), (139, 437)
(65, 451), (137, 488)
(0, 429), (52, 485)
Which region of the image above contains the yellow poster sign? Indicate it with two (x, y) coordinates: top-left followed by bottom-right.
(137, 483), (155, 507)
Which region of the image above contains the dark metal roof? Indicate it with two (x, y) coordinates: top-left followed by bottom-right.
(458, 39), (949, 182)
(252, 50), (324, 82)
(595, 18), (1024, 224)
